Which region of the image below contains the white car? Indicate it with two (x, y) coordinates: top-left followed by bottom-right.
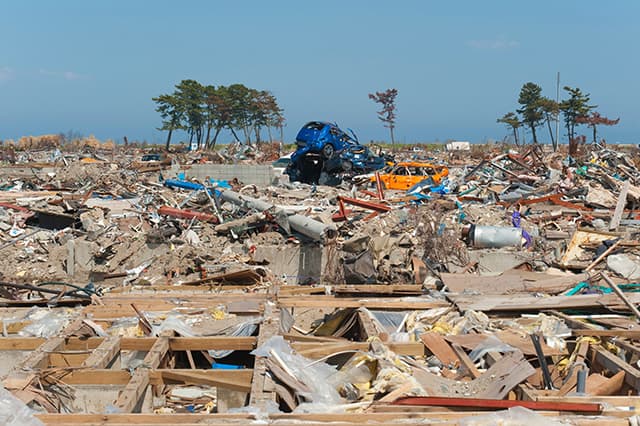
(272, 153), (292, 175)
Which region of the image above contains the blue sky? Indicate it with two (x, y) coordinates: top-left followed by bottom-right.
(1, 1), (639, 145)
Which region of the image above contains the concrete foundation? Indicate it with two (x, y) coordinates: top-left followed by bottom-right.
(0, 351), (30, 377)
(68, 384), (154, 413)
(253, 244), (328, 285)
(176, 164), (277, 186)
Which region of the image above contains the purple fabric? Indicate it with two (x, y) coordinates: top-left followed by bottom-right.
(512, 211), (532, 247)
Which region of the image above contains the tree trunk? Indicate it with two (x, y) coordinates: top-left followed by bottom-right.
(530, 124), (538, 144)
(279, 126), (284, 143)
(512, 127), (519, 146)
(230, 128), (241, 142)
(242, 125), (250, 145)
(389, 126), (395, 148)
(165, 128), (173, 152)
(567, 123), (574, 143)
(592, 125), (597, 144)
(209, 127), (222, 150)
(267, 126), (273, 143)
(205, 125), (211, 147)
(546, 116), (555, 147)
(254, 125), (261, 144)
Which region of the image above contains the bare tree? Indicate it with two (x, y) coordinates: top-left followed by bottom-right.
(368, 89), (398, 147)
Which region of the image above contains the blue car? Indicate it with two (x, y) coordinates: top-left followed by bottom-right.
(325, 145), (386, 174)
(294, 121), (357, 160)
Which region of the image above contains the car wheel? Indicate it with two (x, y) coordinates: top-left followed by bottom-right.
(321, 144), (335, 159)
(341, 160), (353, 172)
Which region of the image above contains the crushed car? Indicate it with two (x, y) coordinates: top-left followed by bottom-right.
(286, 121), (387, 184)
(367, 161), (449, 190)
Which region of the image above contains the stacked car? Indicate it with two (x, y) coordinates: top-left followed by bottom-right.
(286, 121), (388, 184)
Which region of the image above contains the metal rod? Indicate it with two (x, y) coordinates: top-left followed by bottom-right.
(530, 333), (555, 390)
(601, 272), (640, 321)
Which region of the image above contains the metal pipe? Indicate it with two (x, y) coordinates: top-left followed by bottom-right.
(157, 206), (219, 223)
(219, 190), (336, 243)
(576, 368), (587, 394)
(462, 224), (524, 248)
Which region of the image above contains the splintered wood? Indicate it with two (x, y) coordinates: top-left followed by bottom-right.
(0, 286), (639, 425)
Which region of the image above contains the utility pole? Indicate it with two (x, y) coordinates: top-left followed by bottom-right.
(555, 71), (560, 152)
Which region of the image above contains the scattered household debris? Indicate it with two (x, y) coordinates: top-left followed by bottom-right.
(0, 140), (639, 424)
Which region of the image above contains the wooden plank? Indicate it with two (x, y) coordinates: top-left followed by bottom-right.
(114, 334), (171, 413)
(587, 371), (625, 396)
(39, 369), (253, 387)
(441, 270), (585, 295)
(81, 336), (121, 368)
(291, 341), (425, 358)
(0, 337), (45, 350)
(610, 180), (630, 230)
(281, 334), (344, 343)
(585, 240), (621, 272)
(357, 309), (380, 339)
(113, 369), (149, 413)
(143, 337), (170, 369)
(278, 296), (448, 309)
(601, 272), (640, 321)
(445, 332), (564, 357)
(451, 343), (480, 379)
(48, 352), (89, 367)
(590, 345), (640, 390)
(168, 336), (256, 351)
(160, 370), (251, 393)
(449, 292), (640, 313)
(420, 332), (458, 367)
(476, 352), (535, 399)
(33, 411), (631, 424)
(537, 395), (640, 406)
(333, 285), (423, 296)
(573, 329), (640, 339)
(81, 296), (264, 318)
(249, 303), (279, 408)
(60, 336), (256, 352)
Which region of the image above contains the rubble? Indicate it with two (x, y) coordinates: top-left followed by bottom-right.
(0, 140), (640, 424)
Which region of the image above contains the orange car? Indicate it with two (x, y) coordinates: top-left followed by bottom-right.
(371, 162), (449, 190)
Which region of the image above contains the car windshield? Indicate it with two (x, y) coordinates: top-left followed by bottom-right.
(304, 122), (325, 131)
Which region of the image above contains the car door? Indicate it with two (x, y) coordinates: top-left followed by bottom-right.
(393, 166), (411, 189)
(386, 165), (400, 189)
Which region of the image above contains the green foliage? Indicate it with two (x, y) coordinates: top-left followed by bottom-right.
(516, 82), (544, 144)
(151, 93), (184, 150)
(152, 80), (285, 150)
(559, 86), (596, 143)
(497, 112), (521, 145)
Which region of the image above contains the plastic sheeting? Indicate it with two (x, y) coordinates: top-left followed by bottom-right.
(459, 406), (565, 426)
(18, 307), (75, 338)
(468, 334), (516, 362)
(252, 336), (343, 411)
(151, 312), (259, 359)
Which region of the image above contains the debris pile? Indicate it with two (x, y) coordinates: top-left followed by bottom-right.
(0, 141), (640, 424)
